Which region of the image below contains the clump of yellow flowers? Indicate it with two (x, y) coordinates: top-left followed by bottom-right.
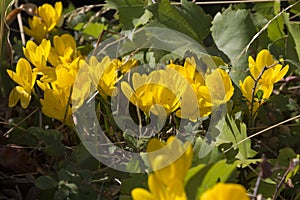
(131, 136), (250, 200)
(7, 34), (82, 126)
(7, 39), (235, 126)
(239, 49), (289, 119)
(24, 2), (63, 42)
(7, 35), (138, 126)
(121, 58), (234, 120)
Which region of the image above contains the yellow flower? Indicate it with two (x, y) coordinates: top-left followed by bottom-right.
(24, 17), (48, 43)
(199, 183), (249, 200)
(23, 39), (50, 69)
(24, 2), (63, 42)
(167, 58), (206, 119)
(131, 136), (193, 200)
(239, 76), (272, 115)
(72, 67), (91, 110)
(132, 173), (187, 200)
(40, 88), (72, 126)
(55, 64), (77, 88)
(111, 57), (139, 74)
(167, 58), (233, 119)
(121, 69), (187, 116)
(240, 50), (288, 117)
(23, 39), (56, 82)
(167, 57), (204, 86)
(37, 2), (62, 32)
(200, 68), (234, 106)
(49, 34), (77, 65)
(7, 58), (36, 108)
(146, 137), (193, 183)
(249, 49), (289, 86)
(81, 56), (119, 98)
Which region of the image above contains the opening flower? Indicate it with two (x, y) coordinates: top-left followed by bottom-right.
(121, 69), (187, 116)
(24, 2), (63, 42)
(23, 16), (48, 43)
(249, 49), (289, 86)
(146, 137), (193, 183)
(23, 39), (56, 82)
(49, 34), (77, 65)
(167, 59), (234, 119)
(40, 88), (72, 126)
(239, 49), (289, 118)
(131, 136), (193, 200)
(239, 76), (272, 115)
(7, 58), (36, 108)
(132, 173), (187, 200)
(199, 183), (249, 200)
(81, 56), (120, 98)
(200, 68), (234, 106)
(37, 2), (63, 32)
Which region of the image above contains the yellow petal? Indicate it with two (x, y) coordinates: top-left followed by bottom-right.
(54, 2), (63, 26)
(256, 49), (274, 72)
(131, 188), (154, 200)
(147, 138), (165, 153)
(53, 35), (65, 56)
(148, 174), (166, 200)
(8, 87), (21, 107)
(121, 81), (137, 104)
(274, 64), (289, 83)
(200, 183), (249, 200)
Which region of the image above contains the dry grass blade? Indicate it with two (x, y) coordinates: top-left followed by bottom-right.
(237, 0), (300, 59)
(224, 114), (300, 154)
(173, 0), (296, 5)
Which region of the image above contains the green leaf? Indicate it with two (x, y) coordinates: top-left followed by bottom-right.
(269, 94), (290, 111)
(82, 23), (107, 38)
(286, 155), (299, 182)
(132, 9), (152, 28)
(211, 8), (257, 85)
(175, 0), (212, 42)
(198, 113), (256, 161)
(28, 127), (66, 156)
(71, 144), (99, 170)
(106, 0), (147, 29)
(193, 136), (225, 165)
(73, 22), (84, 31)
(35, 176), (58, 190)
(148, 0), (199, 42)
(267, 15), (285, 47)
(277, 147), (297, 167)
(185, 160), (237, 200)
(284, 13), (300, 62)
(253, 1), (281, 18)
(289, 1), (300, 15)
(120, 174), (148, 195)
(184, 164), (212, 200)
(218, 115), (257, 160)
(7, 128), (38, 147)
(196, 160), (237, 198)
(235, 159), (261, 168)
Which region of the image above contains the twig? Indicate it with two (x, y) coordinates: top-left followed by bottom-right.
(92, 30), (122, 56)
(14, 0), (26, 46)
(249, 66), (267, 124)
(4, 108), (39, 137)
(248, 62), (279, 126)
(64, 4), (106, 18)
(272, 159), (299, 200)
(253, 175), (262, 200)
